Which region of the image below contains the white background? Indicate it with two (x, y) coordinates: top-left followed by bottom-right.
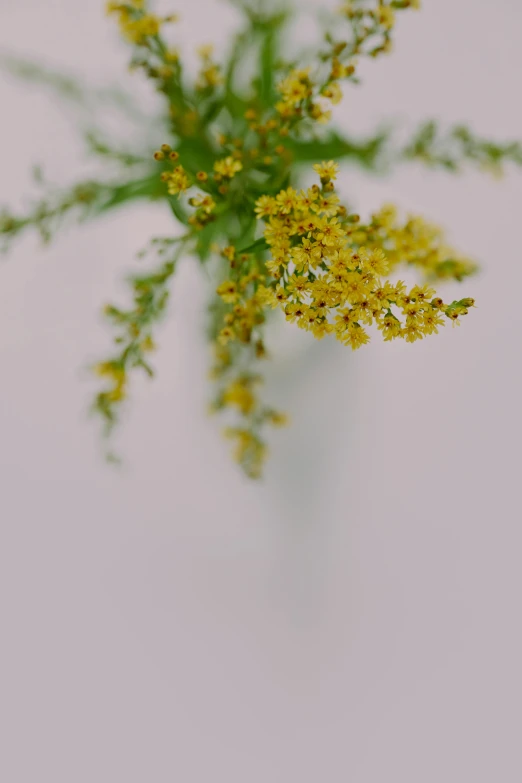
(1, 1), (521, 781)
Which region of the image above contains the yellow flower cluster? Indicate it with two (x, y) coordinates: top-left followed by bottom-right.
(340, 0), (420, 26)
(215, 257), (267, 347)
(338, 0), (421, 60)
(188, 192), (216, 230)
(254, 164), (475, 348)
(341, 1), (396, 28)
(196, 44), (223, 91)
(273, 1), (421, 130)
(155, 148), (191, 198)
(161, 165), (190, 196)
(106, 1), (177, 46)
(211, 253), (288, 478)
(223, 408), (288, 479)
(362, 204), (478, 281)
(155, 147), (243, 202)
(95, 361), (127, 403)
(214, 156), (243, 180)
(276, 67), (338, 126)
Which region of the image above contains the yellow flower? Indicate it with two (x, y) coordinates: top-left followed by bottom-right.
(379, 313), (402, 341)
(410, 284), (436, 303)
(337, 321), (371, 350)
(121, 14), (161, 44)
(419, 310), (445, 335)
(223, 245), (236, 262)
(218, 326), (235, 345)
(310, 319), (333, 340)
(313, 160), (340, 182)
(197, 44), (215, 60)
(223, 380), (256, 415)
(321, 82), (343, 105)
(105, 2), (123, 14)
(140, 335), (156, 352)
(284, 302), (306, 323)
(275, 187), (299, 214)
(291, 238), (323, 270)
(330, 57), (355, 80)
(267, 411), (289, 427)
(224, 428), (266, 479)
(314, 216), (345, 247)
(94, 361), (127, 401)
(214, 156), (243, 178)
(277, 68), (311, 107)
(316, 193), (341, 217)
(198, 65), (223, 89)
(360, 247), (389, 276)
(376, 6), (395, 29)
(163, 164), (190, 196)
(309, 103), (332, 124)
(286, 273), (310, 299)
(216, 280), (239, 303)
(254, 170), (476, 356)
(191, 193), (216, 214)
(402, 323), (424, 343)
(254, 195), (277, 219)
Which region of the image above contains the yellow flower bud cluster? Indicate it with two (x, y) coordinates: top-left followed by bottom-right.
(93, 239), (182, 435)
(275, 67), (339, 126)
(106, 1), (177, 46)
(213, 156), (243, 180)
(157, 148), (190, 196)
(224, 426), (266, 480)
(196, 44), (223, 91)
(95, 361), (127, 404)
(272, 0), (418, 132)
(271, 0), (418, 133)
(338, 0), (419, 60)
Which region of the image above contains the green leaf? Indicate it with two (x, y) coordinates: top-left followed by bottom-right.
(195, 219), (221, 261)
(238, 236), (268, 254)
(167, 197), (188, 225)
(286, 130), (390, 168)
(259, 27), (277, 107)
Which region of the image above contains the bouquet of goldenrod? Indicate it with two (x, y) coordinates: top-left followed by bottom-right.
(1, 0), (521, 477)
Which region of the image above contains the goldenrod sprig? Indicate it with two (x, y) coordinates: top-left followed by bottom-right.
(93, 234), (190, 435)
(402, 121), (522, 176)
(253, 165), (476, 350)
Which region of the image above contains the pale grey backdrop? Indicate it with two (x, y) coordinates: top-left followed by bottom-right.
(1, 1), (521, 781)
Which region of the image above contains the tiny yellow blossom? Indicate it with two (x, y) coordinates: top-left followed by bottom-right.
(223, 380), (256, 415)
(277, 68), (311, 107)
(197, 44), (215, 60)
(267, 411), (289, 427)
(376, 6), (395, 29)
(162, 164), (190, 196)
(190, 194), (216, 214)
(254, 195), (277, 219)
(214, 157), (243, 179)
(313, 160), (340, 182)
(216, 280), (239, 303)
(322, 82), (343, 105)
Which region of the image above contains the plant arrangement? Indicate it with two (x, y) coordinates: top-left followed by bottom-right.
(1, 0), (520, 477)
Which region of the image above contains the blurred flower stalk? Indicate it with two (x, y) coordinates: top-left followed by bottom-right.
(1, 0), (521, 477)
